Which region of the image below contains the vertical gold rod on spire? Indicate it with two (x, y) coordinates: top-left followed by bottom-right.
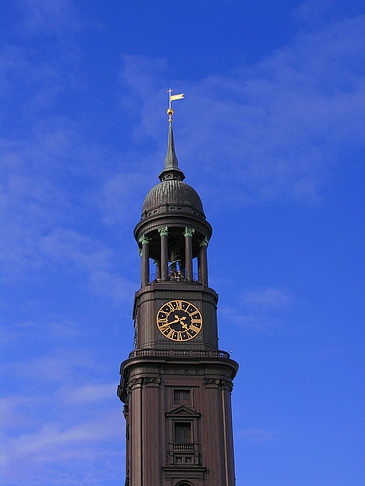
(167, 89), (172, 110)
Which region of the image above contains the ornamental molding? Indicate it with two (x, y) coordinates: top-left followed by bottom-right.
(158, 226), (169, 236)
(184, 227), (195, 238)
(144, 376), (161, 386)
(204, 378), (233, 391)
(200, 236), (209, 248)
(165, 405), (201, 418)
(127, 376), (161, 392)
(139, 235), (150, 245)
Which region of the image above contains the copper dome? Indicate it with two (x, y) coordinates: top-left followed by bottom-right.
(142, 179), (205, 217)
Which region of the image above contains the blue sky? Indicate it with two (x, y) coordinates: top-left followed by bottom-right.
(1, 0), (365, 485)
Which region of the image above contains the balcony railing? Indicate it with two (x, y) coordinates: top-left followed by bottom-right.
(128, 348), (230, 359)
(173, 443), (195, 452)
(149, 272), (202, 284)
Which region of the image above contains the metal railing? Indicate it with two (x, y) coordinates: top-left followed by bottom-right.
(149, 272), (202, 284)
(173, 443), (195, 452)
(128, 348), (230, 359)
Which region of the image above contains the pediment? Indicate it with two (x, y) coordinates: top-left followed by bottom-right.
(165, 405), (200, 418)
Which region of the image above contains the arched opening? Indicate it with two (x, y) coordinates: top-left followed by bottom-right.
(176, 482), (193, 486)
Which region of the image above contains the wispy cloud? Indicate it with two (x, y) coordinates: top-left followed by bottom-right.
(0, 319), (82, 345)
(242, 288), (292, 310)
(220, 287), (292, 330)
(238, 428), (281, 443)
(16, 0), (81, 35)
(3, 12), (364, 290)
(1, 350), (122, 484)
(1, 118), (136, 301)
(59, 384), (116, 404)
(40, 227), (135, 302)
(120, 14), (365, 204)
(293, 0), (335, 26)
(3, 348), (98, 384)
(0, 410), (123, 485)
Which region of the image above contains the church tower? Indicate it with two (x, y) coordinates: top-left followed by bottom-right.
(118, 102), (239, 486)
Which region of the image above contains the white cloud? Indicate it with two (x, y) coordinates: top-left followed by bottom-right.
(0, 410), (123, 485)
(120, 14), (365, 204)
(60, 384), (116, 404)
(39, 227), (135, 302)
(242, 288), (292, 310)
(3, 349), (98, 384)
(17, 0), (80, 35)
(0, 319), (82, 345)
(3, 12), (364, 292)
(0, 395), (44, 430)
(219, 288), (292, 331)
(1, 118), (135, 302)
(220, 305), (285, 331)
(238, 427), (280, 443)
(293, 0), (335, 26)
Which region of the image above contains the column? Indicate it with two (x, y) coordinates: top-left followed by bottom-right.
(158, 226), (168, 281)
(184, 227), (195, 281)
(199, 236), (209, 286)
(180, 257), (186, 279)
(139, 235), (150, 287)
(153, 259), (161, 280)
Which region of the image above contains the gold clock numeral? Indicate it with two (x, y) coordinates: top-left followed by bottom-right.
(190, 324), (200, 333)
(166, 329), (174, 339)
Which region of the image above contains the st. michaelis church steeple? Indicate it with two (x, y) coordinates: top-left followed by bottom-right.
(118, 93), (238, 486)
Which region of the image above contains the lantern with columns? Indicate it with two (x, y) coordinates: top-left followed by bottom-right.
(134, 119), (211, 290)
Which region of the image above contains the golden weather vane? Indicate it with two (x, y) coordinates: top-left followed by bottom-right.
(167, 89), (184, 121)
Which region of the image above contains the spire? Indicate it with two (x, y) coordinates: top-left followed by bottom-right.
(159, 109), (185, 182)
(164, 117), (178, 169)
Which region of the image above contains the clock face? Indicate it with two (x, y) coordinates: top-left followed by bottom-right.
(157, 300), (203, 341)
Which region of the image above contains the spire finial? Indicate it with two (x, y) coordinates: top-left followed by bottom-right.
(167, 89), (184, 122)
(167, 89), (174, 122)
(158, 90), (185, 182)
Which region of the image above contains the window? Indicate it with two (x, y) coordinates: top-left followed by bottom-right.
(174, 389), (191, 405)
(175, 422), (191, 443)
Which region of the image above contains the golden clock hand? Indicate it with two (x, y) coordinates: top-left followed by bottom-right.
(178, 318), (189, 330)
(159, 318), (179, 329)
